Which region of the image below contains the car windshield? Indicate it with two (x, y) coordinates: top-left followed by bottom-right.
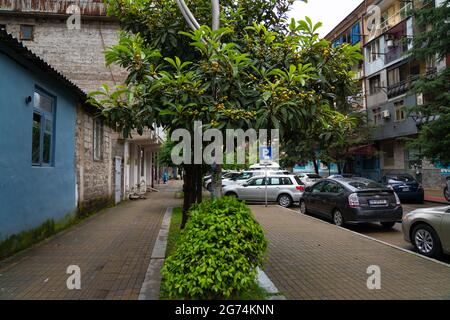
(387, 175), (415, 183)
(348, 179), (384, 190)
(306, 174), (322, 179)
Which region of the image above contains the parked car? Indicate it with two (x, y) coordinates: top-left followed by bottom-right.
(222, 170), (290, 187)
(444, 177), (450, 202)
(381, 173), (424, 203)
(223, 175), (305, 207)
(299, 177), (403, 228)
(296, 173), (323, 186)
(248, 162), (281, 171)
(204, 171), (241, 191)
(328, 174), (358, 179)
(403, 205), (450, 258)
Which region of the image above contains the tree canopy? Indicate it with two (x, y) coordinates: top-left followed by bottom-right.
(408, 0), (450, 165)
(90, 0), (362, 221)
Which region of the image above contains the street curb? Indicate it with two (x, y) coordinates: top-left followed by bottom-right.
(425, 197), (449, 205)
(281, 205), (450, 269)
(139, 207), (173, 300)
(256, 267), (286, 300)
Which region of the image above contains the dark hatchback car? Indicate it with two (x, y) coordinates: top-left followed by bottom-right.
(299, 178), (403, 228)
(381, 174), (424, 203)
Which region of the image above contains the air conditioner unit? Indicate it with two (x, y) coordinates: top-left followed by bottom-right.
(382, 110), (391, 119)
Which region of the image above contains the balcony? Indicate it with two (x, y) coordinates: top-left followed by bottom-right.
(385, 44), (408, 64)
(387, 74), (419, 99)
(365, 2), (412, 42)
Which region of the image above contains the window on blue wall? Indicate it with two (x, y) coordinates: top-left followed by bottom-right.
(350, 23), (361, 45)
(32, 89), (55, 166)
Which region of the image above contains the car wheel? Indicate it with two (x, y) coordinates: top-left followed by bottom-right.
(412, 224), (442, 258)
(380, 222), (396, 229)
(206, 183), (212, 191)
(444, 187), (450, 202)
(300, 200), (308, 214)
(278, 194), (293, 208)
(332, 209), (345, 227)
(225, 192), (238, 198)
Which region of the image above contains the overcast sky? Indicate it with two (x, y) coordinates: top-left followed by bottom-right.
(288, 0), (363, 38)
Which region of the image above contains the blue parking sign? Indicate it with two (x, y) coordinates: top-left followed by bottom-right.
(260, 147), (272, 161)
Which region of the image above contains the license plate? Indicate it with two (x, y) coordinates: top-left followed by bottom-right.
(369, 199), (387, 205)
(402, 187), (410, 192)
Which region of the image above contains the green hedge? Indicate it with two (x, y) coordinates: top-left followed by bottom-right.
(161, 197), (267, 299)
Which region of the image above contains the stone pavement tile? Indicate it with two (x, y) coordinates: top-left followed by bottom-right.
(0, 181), (182, 300)
(251, 205), (450, 300)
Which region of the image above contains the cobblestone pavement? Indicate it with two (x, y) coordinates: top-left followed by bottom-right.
(251, 205), (450, 300)
(289, 201), (450, 263)
(346, 202), (443, 249)
(0, 182), (182, 300)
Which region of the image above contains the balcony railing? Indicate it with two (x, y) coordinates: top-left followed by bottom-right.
(387, 74), (419, 99)
(367, 2), (412, 41)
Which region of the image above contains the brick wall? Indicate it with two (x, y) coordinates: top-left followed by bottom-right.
(0, 15), (127, 93)
(76, 104), (115, 214)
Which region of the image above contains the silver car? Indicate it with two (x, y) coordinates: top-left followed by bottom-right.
(223, 175), (305, 207)
(402, 206), (450, 258)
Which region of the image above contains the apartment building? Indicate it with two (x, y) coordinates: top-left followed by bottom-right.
(326, 0), (448, 190)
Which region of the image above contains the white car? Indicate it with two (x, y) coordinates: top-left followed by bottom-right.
(204, 171), (241, 191)
(222, 170), (290, 187)
(248, 162), (281, 171)
(296, 173), (323, 186)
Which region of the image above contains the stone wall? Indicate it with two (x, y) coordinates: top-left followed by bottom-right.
(0, 15), (127, 93)
(75, 104), (115, 215)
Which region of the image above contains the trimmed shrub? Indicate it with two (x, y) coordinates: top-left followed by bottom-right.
(161, 196), (267, 299)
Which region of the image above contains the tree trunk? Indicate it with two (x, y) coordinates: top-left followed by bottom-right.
(195, 164), (203, 204)
(212, 164), (223, 199)
(312, 153), (319, 174)
(337, 162), (343, 174)
(181, 164), (194, 229)
(181, 164), (205, 229)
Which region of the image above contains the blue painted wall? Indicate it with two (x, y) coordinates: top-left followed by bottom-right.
(0, 52), (77, 240)
(293, 161), (339, 176)
(353, 155), (381, 182)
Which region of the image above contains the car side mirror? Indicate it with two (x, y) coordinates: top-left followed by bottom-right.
(242, 183), (249, 187)
(305, 187), (311, 192)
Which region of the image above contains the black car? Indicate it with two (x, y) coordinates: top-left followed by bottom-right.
(299, 178), (403, 228)
(381, 173), (424, 203)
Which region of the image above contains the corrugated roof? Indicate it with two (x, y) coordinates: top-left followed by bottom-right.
(0, 0), (107, 17)
(0, 28), (86, 99)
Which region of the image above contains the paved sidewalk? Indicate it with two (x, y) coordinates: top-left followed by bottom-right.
(251, 205), (450, 300)
(425, 189), (448, 204)
(0, 182), (181, 300)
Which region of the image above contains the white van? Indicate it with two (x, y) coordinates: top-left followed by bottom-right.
(248, 162), (281, 171)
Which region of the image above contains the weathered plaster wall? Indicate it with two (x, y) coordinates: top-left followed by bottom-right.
(0, 15), (127, 93)
(75, 105), (116, 214)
